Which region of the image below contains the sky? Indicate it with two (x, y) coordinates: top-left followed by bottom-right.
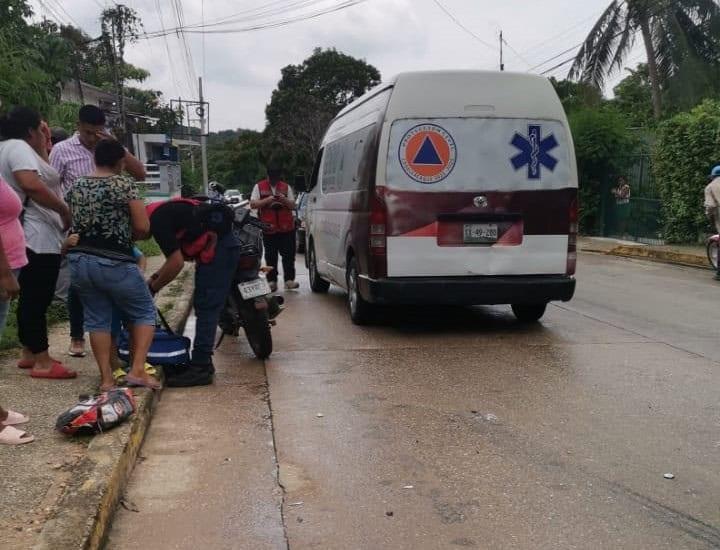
(30, 0), (646, 132)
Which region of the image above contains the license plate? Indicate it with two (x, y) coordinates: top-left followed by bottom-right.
(238, 278), (272, 299)
(463, 223), (498, 243)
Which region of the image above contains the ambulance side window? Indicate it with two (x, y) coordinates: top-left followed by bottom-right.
(322, 140), (343, 194)
(309, 148), (323, 192)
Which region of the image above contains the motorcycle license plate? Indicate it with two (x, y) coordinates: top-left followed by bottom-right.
(238, 278), (272, 300)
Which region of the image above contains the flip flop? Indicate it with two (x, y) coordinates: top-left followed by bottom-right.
(0, 425), (35, 445)
(126, 375), (162, 391)
(1, 410), (29, 427)
(30, 362), (77, 379)
(113, 368), (128, 385)
(17, 359), (35, 369)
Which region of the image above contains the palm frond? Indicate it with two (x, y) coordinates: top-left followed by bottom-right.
(569, 1), (627, 87)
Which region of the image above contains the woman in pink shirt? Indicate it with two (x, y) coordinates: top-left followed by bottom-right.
(0, 176), (34, 444)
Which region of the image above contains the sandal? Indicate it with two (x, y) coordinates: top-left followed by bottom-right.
(68, 345), (87, 358)
(113, 368), (128, 385)
(30, 361), (77, 379)
(126, 375), (162, 391)
(0, 425), (35, 445)
(100, 383), (119, 392)
(1, 410), (29, 427)
(143, 363), (157, 376)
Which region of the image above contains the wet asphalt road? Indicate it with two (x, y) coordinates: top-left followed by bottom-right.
(110, 253), (720, 549)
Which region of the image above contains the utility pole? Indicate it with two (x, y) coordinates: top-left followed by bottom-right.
(499, 30), (505, 71)
(199, 77), (209, 195)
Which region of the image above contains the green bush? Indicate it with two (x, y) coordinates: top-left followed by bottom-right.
(569, 107), (639, 233)
(653, 100), (720, 243)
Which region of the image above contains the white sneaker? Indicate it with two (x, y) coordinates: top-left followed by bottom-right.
(269, 282), (278, 292)
(285, 280), (299, 290)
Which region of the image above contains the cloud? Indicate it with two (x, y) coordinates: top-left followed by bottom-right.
(31, 0), (641, 131)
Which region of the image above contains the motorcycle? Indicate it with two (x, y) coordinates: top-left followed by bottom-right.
(708, 234), (719, 270)
(218, 204), (284, 360)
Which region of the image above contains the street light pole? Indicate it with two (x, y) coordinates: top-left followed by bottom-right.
(199, 76), (209, 195)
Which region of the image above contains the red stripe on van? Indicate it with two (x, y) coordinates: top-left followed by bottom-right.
(384, 188), (576, 237)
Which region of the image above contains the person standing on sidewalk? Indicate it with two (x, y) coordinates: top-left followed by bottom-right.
(249, 165), (299, 292)
(50, 105), (146, 357)
(0, 106), (75, 379)
(65, 139), (159, 391)
(0, 175), (34, 445)
(704, 165), (720, 281)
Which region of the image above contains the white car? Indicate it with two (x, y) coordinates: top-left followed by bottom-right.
(224, 189), (244, 203)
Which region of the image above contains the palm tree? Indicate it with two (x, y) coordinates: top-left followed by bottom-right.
(569, 0), (720, 119)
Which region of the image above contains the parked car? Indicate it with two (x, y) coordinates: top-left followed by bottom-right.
(295, 191), (308, 254)
(304, 70), (578, 324)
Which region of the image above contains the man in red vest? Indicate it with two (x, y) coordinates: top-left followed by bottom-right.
(250, 165), (299, 292)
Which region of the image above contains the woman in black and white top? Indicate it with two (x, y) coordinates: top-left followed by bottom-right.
(0, 106), (76, 379)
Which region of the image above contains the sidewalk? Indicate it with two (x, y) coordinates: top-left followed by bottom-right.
(0, 257), (194, 550)
(579, 236), (710, 269)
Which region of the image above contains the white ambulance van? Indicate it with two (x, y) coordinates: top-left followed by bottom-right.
(304, 71), (578, 324)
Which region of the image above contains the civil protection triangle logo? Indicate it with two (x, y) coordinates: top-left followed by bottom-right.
(399, 124), (457, 184)
(510, 124), (558, 180)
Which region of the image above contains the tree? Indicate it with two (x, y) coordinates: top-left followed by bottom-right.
(206, 129), (265, 192)
(612, 64), (655, 127)
(653, 99), (720, 242)
(549, 77), (603, 114)
(569, 0), (720, 119)
(264, 48), (381, 178)
(100, 5), (143, 140)
(569, 107), (639, 233)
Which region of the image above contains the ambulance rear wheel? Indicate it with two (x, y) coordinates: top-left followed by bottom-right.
(309, 243), (330, 293)
(347, 257), (375, 325)
(512, 303), (547, 323)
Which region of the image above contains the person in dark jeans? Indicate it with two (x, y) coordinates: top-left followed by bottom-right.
(146, 199), (240, 385)
(250, 166), (298, 292)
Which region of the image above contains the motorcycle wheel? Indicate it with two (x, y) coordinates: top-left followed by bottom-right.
(707, 239), (719, 270)
(241, 303), (273, 360)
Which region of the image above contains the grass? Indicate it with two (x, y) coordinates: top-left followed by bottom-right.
(0, 300), (69, 351)
(136, 238), (162, 257)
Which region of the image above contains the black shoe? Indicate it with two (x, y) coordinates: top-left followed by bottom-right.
(164, 363), (214, 387)
(714, 273), (720, 281)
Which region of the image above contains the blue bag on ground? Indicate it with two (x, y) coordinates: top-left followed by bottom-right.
(117, 309), (191, 366)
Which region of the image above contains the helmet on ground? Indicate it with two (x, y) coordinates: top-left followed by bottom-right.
(711, 166), (720, 178)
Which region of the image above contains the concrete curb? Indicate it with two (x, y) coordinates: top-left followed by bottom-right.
(581, 245), (710, 269)
(33, 274), (194, 550)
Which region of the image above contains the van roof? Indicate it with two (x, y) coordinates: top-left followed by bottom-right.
(335, 70), (566, 122)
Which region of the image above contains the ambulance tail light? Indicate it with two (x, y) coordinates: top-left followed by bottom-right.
(369, 187), (387, 278)
(567, 196), (578, 276)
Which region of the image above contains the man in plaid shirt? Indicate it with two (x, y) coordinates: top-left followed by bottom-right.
(50, 105), (146, 357)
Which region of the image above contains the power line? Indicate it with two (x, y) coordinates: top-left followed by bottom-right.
(180, 0), (332, 31)
(154, 0), (183, 97)
(430, 0), (497, 53)
(141, 0), (370, 38)
(501, 33), (533, 68)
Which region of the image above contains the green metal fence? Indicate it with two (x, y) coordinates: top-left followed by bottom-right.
(600, 154), (664, 244)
